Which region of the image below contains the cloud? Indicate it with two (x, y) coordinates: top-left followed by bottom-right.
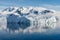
(41, 4), (60, 11)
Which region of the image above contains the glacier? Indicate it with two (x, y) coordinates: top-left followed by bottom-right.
(0, 7), (57, 33)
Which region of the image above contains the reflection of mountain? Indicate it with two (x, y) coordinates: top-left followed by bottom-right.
(6, 14), (57, 33)
(0, 7), (57, 33)
(7, 22), (56, 33)
(7, 23), (20, 31)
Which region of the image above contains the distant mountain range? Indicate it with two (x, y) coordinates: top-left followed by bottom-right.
(0, 7), (57, 33)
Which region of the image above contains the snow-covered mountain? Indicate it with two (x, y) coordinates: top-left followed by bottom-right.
(0, 7), (57, 33)
(0, 7), (55, 15)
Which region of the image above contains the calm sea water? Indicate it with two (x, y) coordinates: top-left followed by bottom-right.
(0, 31), (60, 40)
(0, 22), (60, 40)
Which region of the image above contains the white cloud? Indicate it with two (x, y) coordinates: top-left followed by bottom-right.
(41, 4), (60, 11)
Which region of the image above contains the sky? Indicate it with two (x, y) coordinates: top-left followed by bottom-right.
(0, 0), (60, 10)
(0, 0), (60, 6)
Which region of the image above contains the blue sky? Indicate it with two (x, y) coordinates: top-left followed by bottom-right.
(0, 0), (60, 6)
(0, 0), (60, 10)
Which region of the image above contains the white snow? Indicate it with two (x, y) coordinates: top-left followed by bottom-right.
(0, 7), (57, 33)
